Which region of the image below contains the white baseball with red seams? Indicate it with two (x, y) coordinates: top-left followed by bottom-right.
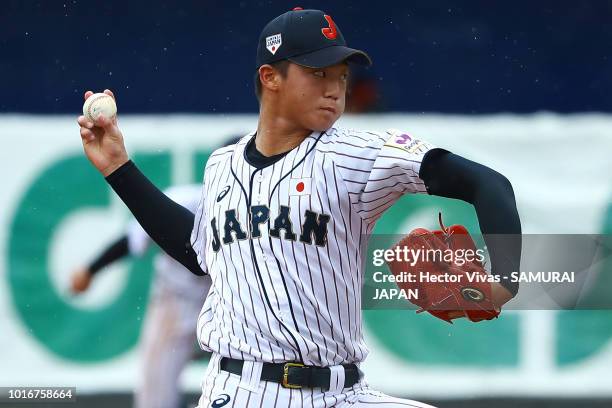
(82, 92), (117, 121)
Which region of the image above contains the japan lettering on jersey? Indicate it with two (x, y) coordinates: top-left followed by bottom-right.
(190, 127), (433, 366)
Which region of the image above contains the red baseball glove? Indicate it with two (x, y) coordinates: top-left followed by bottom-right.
(386, 214), (500, 323)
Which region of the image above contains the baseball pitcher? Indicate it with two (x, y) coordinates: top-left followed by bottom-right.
(77, 8), (521, 407)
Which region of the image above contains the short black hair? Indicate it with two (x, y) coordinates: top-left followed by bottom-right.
(254, 60), (291, 102)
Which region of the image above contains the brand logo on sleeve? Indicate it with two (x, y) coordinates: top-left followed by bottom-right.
(385, 129), (429, 154)
(394, 133), (412, 145)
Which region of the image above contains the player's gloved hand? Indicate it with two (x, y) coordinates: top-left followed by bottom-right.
(71, 267), (93, 294)
(77, 89), (129, 177)
(386, 214), (501, 323)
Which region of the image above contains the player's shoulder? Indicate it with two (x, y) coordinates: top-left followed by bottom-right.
(205, 133), (252, 169)
(314, 126), (398, 159)
(319, 126), (432, 152)
(319, 126), (390, 147)
(206, 145), (235, 167)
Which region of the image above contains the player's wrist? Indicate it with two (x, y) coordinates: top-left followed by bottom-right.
(85, 267), (97, 276)
(491, 282), (513, 307)
(101, 156), (130, 178)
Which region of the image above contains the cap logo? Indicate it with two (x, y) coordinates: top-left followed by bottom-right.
(266, 33), (282, 55)
(321, 15), (338, 40)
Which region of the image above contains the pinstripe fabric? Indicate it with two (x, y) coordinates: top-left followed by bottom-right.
(190, 127), (433, 367)
(191, 126), (436, 406)
(197, 359), (438, 408)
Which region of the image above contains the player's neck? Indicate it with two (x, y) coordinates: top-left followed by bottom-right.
(256, 107), (312, 157)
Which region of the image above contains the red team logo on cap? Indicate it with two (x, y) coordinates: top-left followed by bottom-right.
(321, 15), (338, 40)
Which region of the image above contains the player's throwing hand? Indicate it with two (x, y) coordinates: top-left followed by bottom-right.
(77, 89), (129, 177)
(70, 267), (93, 294)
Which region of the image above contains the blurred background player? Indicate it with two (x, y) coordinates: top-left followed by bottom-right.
(71, 183), (211, 408)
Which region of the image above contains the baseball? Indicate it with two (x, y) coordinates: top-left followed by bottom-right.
(82, 93), (117, 122)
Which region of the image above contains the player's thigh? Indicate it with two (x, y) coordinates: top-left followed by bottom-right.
(343, 389), (437, 408)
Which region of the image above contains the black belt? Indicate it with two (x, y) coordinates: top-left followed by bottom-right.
(220, 357), (361, 390)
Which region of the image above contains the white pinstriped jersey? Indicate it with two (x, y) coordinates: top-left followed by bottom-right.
(190, 126), (434, 366)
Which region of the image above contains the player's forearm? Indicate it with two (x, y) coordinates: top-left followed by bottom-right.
(420, 149), (522, 296)
(89, 236), (129, 275)
(471, 172), (522, 296)
(105, 160), (205, 276)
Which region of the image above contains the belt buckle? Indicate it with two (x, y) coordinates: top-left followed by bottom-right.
(282, 362), (304, 389)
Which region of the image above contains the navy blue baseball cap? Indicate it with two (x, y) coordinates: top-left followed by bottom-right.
(256, 7), (372, 69)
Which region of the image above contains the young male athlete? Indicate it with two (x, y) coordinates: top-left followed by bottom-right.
(77, 8), (521, 407)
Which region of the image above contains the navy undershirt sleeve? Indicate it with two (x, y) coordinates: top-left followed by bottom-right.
(89, 236), (129, 275)
(105, 160), (205, 276)
(419, 148), (522, 296)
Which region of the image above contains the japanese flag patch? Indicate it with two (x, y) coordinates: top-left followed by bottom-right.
(266, 34), (282, 55)
(289, 178), (311, 196)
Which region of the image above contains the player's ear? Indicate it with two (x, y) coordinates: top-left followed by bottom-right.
(259, 65), (281, 94)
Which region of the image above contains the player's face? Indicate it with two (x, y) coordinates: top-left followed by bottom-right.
(279, 62), (348, 131)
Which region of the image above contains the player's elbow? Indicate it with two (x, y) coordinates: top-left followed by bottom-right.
(479, 168), (516, 205)
(495, 171), (515, 201)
